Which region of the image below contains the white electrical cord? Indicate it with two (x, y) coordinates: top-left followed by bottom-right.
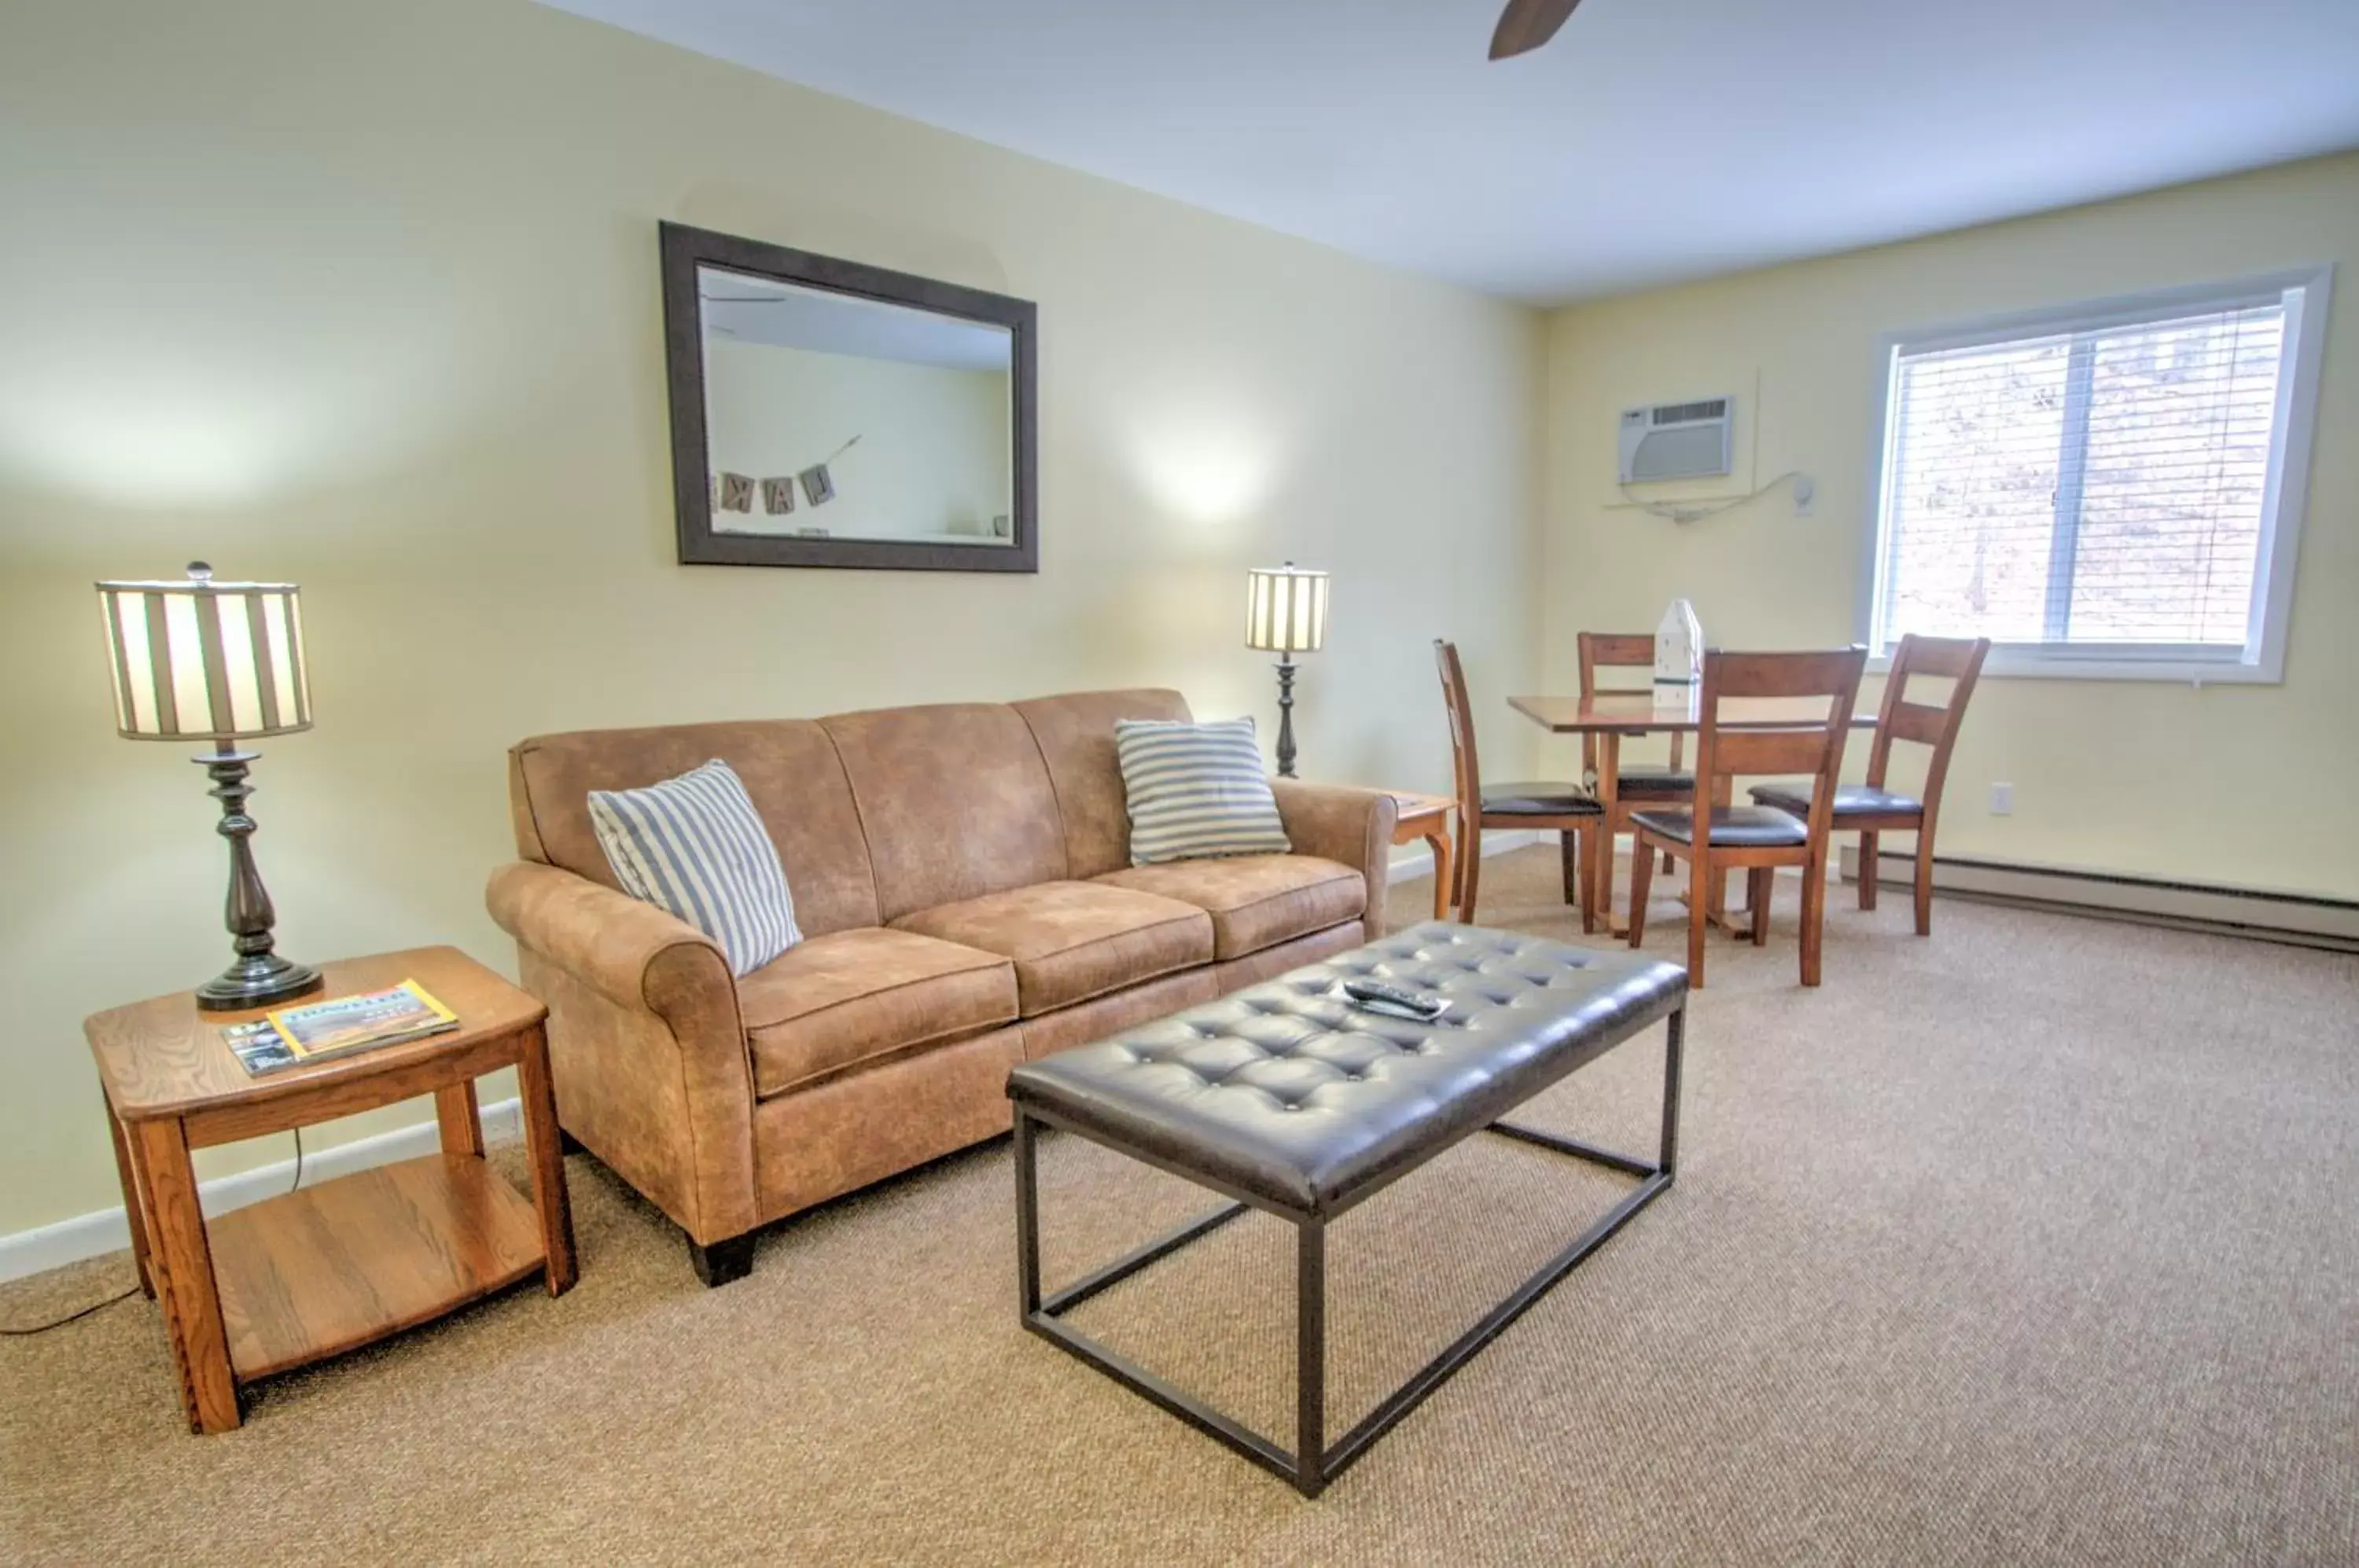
(1618, 469), (1805, 526)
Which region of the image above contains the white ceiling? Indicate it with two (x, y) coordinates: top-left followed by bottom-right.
(546, 0), (2359, 303)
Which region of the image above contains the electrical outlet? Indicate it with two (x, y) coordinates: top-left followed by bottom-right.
(1989, 782), (2015, 816)
(1791, 474), (1816, 517)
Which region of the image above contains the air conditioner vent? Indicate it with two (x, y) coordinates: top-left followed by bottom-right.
(1618, 395), (1735, 485)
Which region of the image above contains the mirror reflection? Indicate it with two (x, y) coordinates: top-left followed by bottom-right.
(697, 265), (1016, 547)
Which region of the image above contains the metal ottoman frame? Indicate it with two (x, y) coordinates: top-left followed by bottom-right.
(1012, 1004), (1682, 1500)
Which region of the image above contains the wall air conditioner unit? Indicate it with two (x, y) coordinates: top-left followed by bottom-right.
(1618, 396), (1734, 484)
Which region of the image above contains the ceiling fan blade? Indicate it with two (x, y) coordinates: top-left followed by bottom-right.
(1489, 0), (1583, 60)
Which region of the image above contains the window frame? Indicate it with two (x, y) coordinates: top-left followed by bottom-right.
(1858, 266), (2333, 683)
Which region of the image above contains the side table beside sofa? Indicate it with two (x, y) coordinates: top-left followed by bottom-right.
(1386, 790), (1459, 921)
(84, 947), (574, 1434)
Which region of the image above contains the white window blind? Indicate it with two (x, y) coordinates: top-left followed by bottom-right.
(1866, 272), (2327, 681)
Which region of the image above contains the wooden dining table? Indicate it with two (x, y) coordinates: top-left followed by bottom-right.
(1507, 691), (1878, 934)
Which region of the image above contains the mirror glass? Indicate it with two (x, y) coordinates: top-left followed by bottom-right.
(697, 265), (1017, 548)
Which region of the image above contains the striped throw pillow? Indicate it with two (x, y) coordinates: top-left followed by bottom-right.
(587, 760), (800, 977)
(1115, 717), (1292, 867)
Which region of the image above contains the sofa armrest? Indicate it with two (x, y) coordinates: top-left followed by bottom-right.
(487, 859), (720, 1016)
(1269, 780), (1398, 939)
(485, 861), (758, 1244)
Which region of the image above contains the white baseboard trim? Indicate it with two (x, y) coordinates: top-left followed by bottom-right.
(1387, 829), (1548, 885)
(0, 1097), (524, 1286)
(1840, 846), (2359, 951)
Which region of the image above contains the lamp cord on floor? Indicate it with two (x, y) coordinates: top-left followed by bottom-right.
(0, 1127), (306, 1336)
(0, 1284), (138, 1335)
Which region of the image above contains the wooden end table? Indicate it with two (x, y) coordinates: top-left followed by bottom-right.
(1388, 791), (1459, 922)
(84, 946), (575, 1434)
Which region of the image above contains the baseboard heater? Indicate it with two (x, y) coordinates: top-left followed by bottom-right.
(1842, 847), (2359, 953)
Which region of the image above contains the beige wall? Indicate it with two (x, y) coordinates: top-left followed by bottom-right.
(0, 0), (1544, 1237)
(1542, 153), (2358, 897)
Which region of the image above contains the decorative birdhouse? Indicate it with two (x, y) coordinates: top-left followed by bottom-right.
(1654, 598), (1702, 686)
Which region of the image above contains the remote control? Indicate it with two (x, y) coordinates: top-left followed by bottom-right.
(1341, 978), (1447, 1020)
(1358, 997), (1446, 1022)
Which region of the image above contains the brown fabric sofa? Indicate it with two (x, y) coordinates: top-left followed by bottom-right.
(484, 688), (1397, 1283)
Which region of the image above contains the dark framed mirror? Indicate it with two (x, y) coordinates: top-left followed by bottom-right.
(660, 223), (1039, 572)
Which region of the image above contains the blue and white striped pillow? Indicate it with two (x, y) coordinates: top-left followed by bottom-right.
(1115, 716), (1292, 867)
(587, 760), (800, 977)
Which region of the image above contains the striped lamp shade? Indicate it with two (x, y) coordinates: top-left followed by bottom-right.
(1244, 561), (1329, 654)
(95, 563), (311, 741)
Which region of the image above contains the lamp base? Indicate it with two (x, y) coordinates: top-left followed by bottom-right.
(195, 952), (323, 1013)
(190, 744), (322, 1013)
(1274, 653), (1298, 780)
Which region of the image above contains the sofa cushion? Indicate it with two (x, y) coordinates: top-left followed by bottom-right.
(589, 760), (801, 977)
(819, 703), (1069, 923)
(1014, 689), (1194, 881)
(1114, 716), (1291, 865)
(740, 928), (1018, 1099)
(892, 882), (1214, 1017)
(1094, 855), (1364, 962)
(510, 720), (880, 937)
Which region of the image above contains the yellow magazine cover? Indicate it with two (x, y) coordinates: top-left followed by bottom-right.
(266, 979), (459, 1058)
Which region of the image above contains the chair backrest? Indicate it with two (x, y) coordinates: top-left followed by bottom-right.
(1866, 635), (1990, 815)
(1577, 631), (1684, 778)
(1433, 639), (1483, 812)
(1689, 646), (1869, 847)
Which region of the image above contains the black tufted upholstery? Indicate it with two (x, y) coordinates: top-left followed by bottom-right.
(1006, 922), (1684, 1216)
(1746, 782), (1924, 819)
(1477, 781), (1601, 817)
(1627, 805), (1809, 848)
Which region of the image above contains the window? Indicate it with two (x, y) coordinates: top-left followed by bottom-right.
(1864, 269), (2330, 681)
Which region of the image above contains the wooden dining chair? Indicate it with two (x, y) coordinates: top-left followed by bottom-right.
(1626, 646), (1868, 988)
(1748, 634), (1989, 937)
(1434, 639), (1600, 929)
(1578, 631), (1699, 891)
(1576, 632), (1695, 805)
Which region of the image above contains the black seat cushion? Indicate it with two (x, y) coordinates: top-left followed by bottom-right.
(1479, 781), (1602, 817)
(1613, 767), (1695, 797)
(1630, 805), (1809, 848)
(1005, 923), (1686, 1216)
(1746, 782), (1924, 819)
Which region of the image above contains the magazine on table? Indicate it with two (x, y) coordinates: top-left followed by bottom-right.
(222, 980), (461, 1077)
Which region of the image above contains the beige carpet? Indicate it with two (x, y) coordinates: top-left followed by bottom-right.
(6, 848), (2357, 1565)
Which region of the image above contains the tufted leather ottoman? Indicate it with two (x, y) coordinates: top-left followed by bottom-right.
(1007, 920), (1687, 1497)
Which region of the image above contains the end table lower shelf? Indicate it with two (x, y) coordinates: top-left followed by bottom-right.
(210, 1153), (552, 1382)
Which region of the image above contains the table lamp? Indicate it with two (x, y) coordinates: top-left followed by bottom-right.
(1244, 561), (1328, 779)
(96, 562), (323, 1010)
